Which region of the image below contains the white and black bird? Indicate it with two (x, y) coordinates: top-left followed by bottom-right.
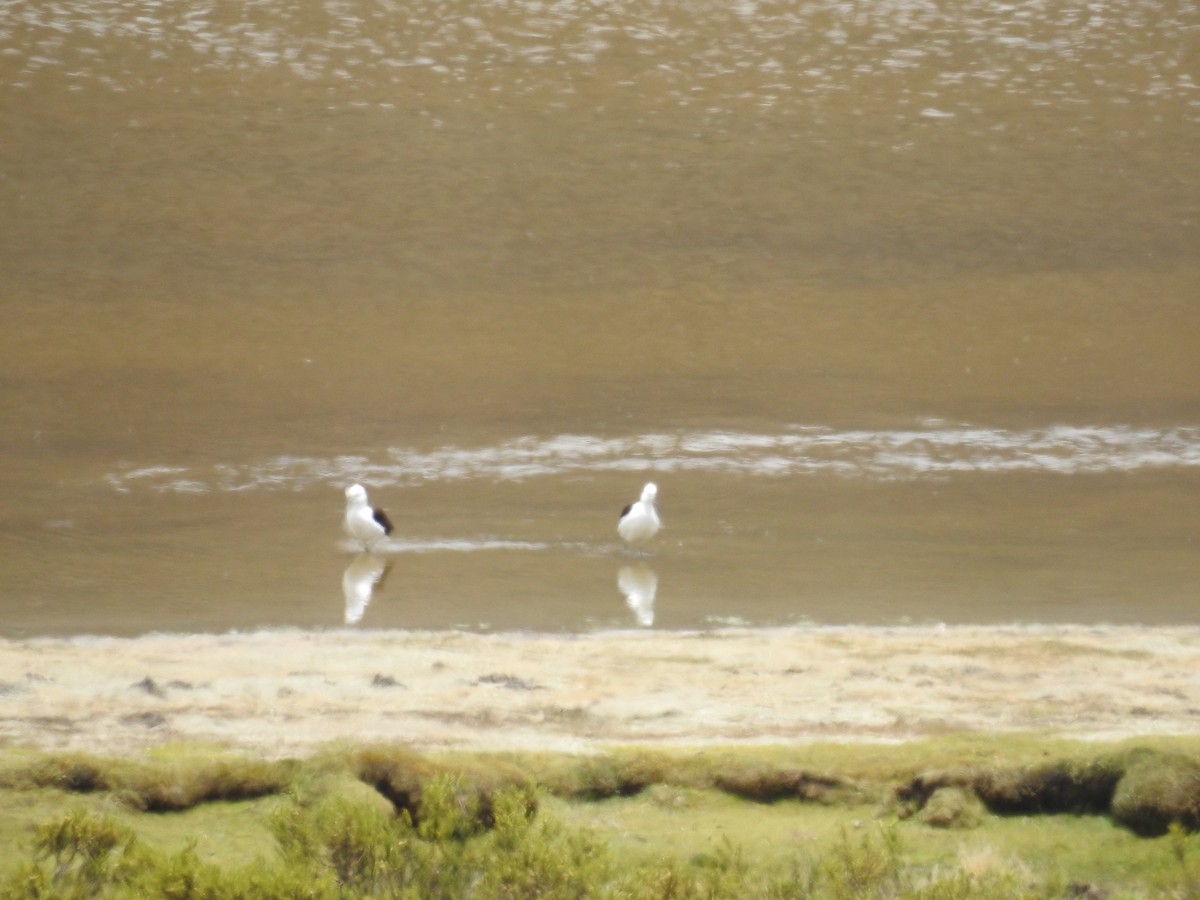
(617, 482), (661, 551)
(343, 483), (394, 550)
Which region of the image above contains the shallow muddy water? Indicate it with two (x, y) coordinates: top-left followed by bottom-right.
(1, 0), (1198, 636)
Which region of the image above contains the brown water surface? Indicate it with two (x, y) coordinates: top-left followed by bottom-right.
(1, 0), (1197, 635)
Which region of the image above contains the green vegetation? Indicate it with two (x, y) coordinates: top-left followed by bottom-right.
(1, 737), (1199, 897)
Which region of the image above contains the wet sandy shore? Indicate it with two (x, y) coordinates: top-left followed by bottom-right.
(2, 626), (1198, 757)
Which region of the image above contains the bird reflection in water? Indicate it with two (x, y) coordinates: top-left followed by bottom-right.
(342, 553), (392, 625)
(617, 563), (657, 627)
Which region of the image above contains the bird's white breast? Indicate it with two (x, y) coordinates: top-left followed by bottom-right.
(618, 501), (660, 544)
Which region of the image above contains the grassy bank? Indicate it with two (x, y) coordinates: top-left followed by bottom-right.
(2, 736), (1199, 898)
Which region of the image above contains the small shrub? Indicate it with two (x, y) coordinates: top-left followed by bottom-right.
(14, 808), (147, 898)
(272, 794), (398, 893)
(415, 772), (484, 842)
(269, 775), (605, 899)
(816, 824), (905, 899)
(139, 843), (224, 900)
(352, 746), (534, 833)
(470, 787), (613, 898)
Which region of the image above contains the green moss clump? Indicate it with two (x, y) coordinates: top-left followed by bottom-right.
(546, 751), (670, 800)
(916, 786), (986, 830)
(0, 749), (296, 813)
(711, 764), (849, 804)
(973, 755), (1125, 816)
(897, 747), (1200, 839)
(1112, 752), (1200, 837)
(0, 752), (111, 794)
(116, 756), (297, 812)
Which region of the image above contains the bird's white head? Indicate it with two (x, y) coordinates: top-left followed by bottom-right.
(345, 484), (368, 504)
(641, 482), (658, 503)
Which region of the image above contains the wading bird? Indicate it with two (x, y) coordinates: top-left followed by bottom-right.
(618, 482), (661, 552)
(343, 483), (393, 550)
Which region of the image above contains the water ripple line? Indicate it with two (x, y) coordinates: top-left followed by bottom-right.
(103, 424), (1200, 494)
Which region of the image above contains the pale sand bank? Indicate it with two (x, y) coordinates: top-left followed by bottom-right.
(2, 626), (1199, 757)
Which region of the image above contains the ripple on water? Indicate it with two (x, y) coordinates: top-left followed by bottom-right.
(1, 0), (1195, 121)
(103, 424), (1200, 494)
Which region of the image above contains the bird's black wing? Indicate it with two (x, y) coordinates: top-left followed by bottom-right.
(373, 507), (394, 535)
(619, 503), (633, 521)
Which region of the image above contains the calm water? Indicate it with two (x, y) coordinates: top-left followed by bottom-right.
(1, 0), (1198, 636)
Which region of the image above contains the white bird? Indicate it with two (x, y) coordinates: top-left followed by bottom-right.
(618, 482), (661, 551)
(343, 483), (393, 550)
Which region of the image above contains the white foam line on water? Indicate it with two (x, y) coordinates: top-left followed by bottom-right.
(103, 424), (1200, 493)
